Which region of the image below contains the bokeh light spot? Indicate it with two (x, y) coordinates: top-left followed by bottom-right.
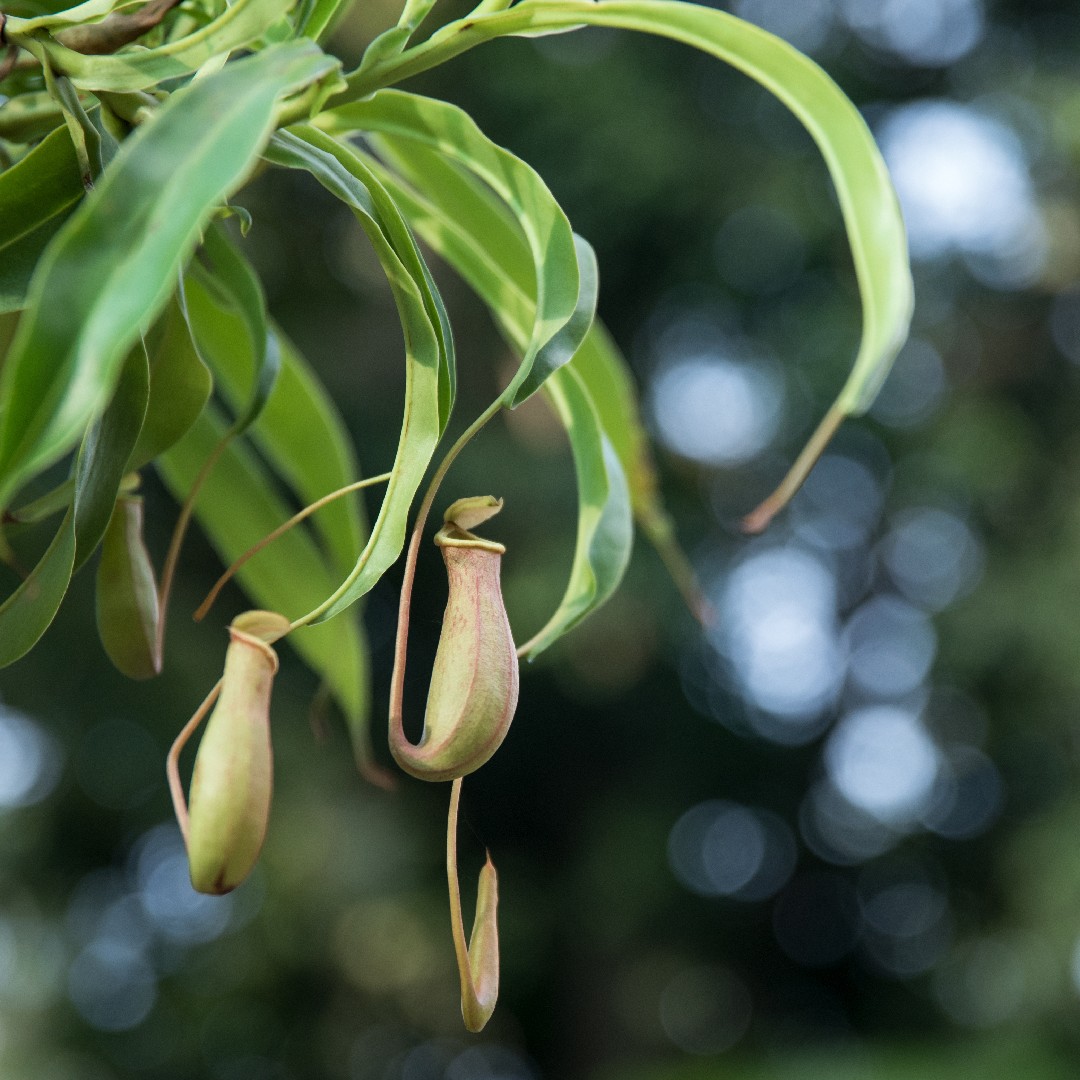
(845, 595), (937, 699)
(839, 0), (984, 66)
(791, 453), (886, 551)
(668, 800), (796, 901)
(133, 825), (234, 945)
(712, 547), (843, 732)
(650, 354), (783, 467)
(881, 506), (984, 612)
(880, 100), (1044, 286)
(825, 706), (940, 824)
(67, 941), (156, 1032)
(0, 705), (62, 809)
(733, 0), (835, 55)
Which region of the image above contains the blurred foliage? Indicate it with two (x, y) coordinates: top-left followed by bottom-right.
(4, 0), (1080, 1078)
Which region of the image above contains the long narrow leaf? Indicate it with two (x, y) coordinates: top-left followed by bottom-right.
(318, 89), (589, 405)
(0, 128), (83, 314)
(182, 272), (364, 590)
(0, 41), (338, 512)
(194, 225), (281, 436)
(0, 511), (76, 665)
(0, 126), (83, 253)
(518, 366), (632, 658)
(264, 129), (444, 623)
(356, 147), (641, 647)
(7, 0), (300, 93)
(345, 0), (913, 523)
(72, 339), (149, 570)
(0, 339), (150, 664)
(15, 0), (134, 32)
(128, 293), (214, 470)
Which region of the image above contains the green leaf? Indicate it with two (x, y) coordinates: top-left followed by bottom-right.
(7, 0), (302, 92)
(157, 403), (371, 771)
(0, 41), (339, 512)
(0, 91), (65, 143)
(295, 0), (359, 43)
(96, 494), (161, 680)
(347, 0), (913, 517)
(0, 510), (76, 665)
(181, 270), (364, 588)
(0, 125), (84, 251)
(128, 291), (214, 470)
(72, 339), (149, 570)
(264, 128), (445, 623)
(0, 336), (150, 665)
(354, 146), (645, 643)
(318, 88), (590, 405)
(517, 365), (632, 659)
(0, 214), (72, 317)
(0, 127), (83, 313)
(567, 323), (705, 618)
(14, 0), (131, 32)
(193, 225), (280, 436)
(272, 124), (455, 429)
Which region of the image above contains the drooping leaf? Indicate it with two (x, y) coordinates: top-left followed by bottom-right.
(0, 127), (83, 313)
(128, 292), (214, 470)
(566, 324), (706, 618)
(346, 0), (913, 523)
(271, 124), (455, 429)
(263, 128), (444, 624)
(72, 339), (150, 570)
(0, 125), (84, 251)
(0, 338), (150, 665)
(318, 88), (591, 405)
(96, 494), (161, 680)
(516, 366), (632, 659)
(0, 41), (339, 512)
(14, 0), (137, 32)
(181, 271), (363, 577)
(6, 0), (303, 93)
(355, 146), (642, 645)
(192, 224), (281, 436)
(0, 510), (77, 665)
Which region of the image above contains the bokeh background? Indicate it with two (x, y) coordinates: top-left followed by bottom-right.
(4, 0), (1080, 1076)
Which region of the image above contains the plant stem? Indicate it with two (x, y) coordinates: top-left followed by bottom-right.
(447, 776), (470, 992)
(741, 400), (845, 534)
(194, 472), (392, 623)
(166, 678), (221, 846)
(156, 436), (230, 662)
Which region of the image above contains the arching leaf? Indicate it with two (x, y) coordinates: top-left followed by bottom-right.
(0, 41), (338, 512)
